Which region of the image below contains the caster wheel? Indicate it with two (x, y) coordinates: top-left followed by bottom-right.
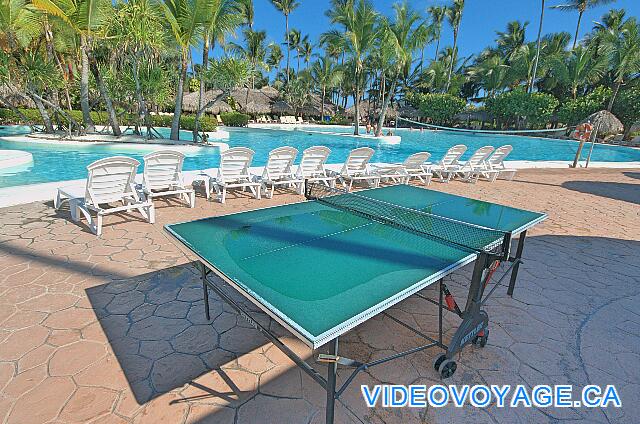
(479, 329), (489, 347)
(438, 359), (457, 379)
(433, 353), (447, 372)
(472, 329), (489, 348)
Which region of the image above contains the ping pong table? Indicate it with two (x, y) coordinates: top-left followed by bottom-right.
(165, 184), (546, 423)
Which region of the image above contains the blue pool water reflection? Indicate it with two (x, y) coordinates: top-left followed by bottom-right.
(1, 125), (639, 188)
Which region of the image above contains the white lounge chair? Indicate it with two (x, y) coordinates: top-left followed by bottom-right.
(371, 152), (432, 186)
(257, 146), (304, 198)
(336, 147), (381, 191)
(455, 146), (497, 183)
(296, 146), (336, 189)
(141, 150), (195, 207)
(297, 116), (305, 125)
(279, 116), (287, 124)
(287, 116), (296, 124)
(209, 147), (262, 203)
(54, 156), (154, 236)
(482, 145), (517, 181)
(431, 144), (467, 183)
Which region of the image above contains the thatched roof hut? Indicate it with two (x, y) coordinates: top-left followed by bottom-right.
(182, 90), (233, 114)
(580, 110), (624, 136)
(272, 100), (295, 115)
(231, 88), (272, 114)
(260, 86), (280, 100)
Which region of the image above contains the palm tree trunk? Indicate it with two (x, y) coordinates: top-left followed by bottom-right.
(376, 77), (396, 137)
(132, 51), (152, 136)
(529, 0), (545, 93)
(89, 58), (121, 136)
(607, 80), (621, 112)
(445, 29), (458, 93)
(30, 90), (55, 133)
(171, 53), (188, 141)
(434, 32), (441, 60)
(353, 70), (360, 135)
(572, 11), (583, 49)
(79, 35), (95, 132)
(194, 36), (211, 142)
(285, 14), (290, 82)
(321, 86), (326, 120)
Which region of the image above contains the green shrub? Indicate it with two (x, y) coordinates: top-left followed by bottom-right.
(406, 92), (465, 126)
(557, 86), (611, 125)
(0, 108), (216, 132)
(612, 86), (640, 139)
(220, 111), (249, 127)
(485, 89), (559, 129)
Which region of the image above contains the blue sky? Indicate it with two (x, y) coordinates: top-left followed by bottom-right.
(205, 0), (639, 68)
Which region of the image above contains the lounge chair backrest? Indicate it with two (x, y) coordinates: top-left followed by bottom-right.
(298, 146), (331, 177)
(341, 147), (375, 175)
(288, 116), (296, 124)
(403, 152), (431, 170)
(297, 117), (304, 124)
(466, 146), (495, 167)
(216, 114), (223, 124)
(279, 116), (286, 124)
(143, 150), (185, 191)
(440, 144), (467, 166)
(263, 146), (298, 179)
(487, 145), (513, 169)
(218, 147), (255, 182)
(85, 156), (139, 206)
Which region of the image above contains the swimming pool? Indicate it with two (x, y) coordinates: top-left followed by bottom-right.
(1, 125), (639, 188)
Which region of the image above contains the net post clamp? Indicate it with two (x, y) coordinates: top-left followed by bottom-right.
(317, 354), (362, 367)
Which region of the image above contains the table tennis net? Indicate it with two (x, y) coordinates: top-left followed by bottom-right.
(305, 183), (510, 255)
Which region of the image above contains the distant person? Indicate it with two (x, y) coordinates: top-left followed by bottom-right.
(386, 129), (393, 136)
(366, 122), (372, 134)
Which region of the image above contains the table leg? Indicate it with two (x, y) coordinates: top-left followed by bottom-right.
(201, 262), (210, 321)
(507, 231), (527, 296)
(326, 337), (338, 424)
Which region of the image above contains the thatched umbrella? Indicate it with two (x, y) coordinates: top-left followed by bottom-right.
(345, 100), (372, 118)
(260, 86), (280, 100)
(271, 100), (295, 115)
(182, 89), (233, 114)
(230, 88), (272, 115)
(580, 110), (623, 137)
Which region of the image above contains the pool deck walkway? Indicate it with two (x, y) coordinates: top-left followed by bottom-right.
(0, 168), (638, 423)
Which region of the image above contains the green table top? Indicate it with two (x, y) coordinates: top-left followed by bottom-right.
(166, 185), (546, 348)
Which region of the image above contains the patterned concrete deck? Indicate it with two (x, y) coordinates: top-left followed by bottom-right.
(0, 169), (638, 424)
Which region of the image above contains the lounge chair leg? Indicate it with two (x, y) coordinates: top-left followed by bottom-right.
(148, 204), (156, 223)
(95, 214), (103, 236)
(221, 188), (226, 204)
(189, 191), (195, 208)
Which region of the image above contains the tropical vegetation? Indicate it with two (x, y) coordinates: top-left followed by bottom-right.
(1, 0), (639, 140)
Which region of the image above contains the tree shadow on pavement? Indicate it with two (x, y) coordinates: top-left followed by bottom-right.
(561, 180), (640, 204)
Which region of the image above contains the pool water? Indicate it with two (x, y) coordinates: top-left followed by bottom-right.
(1, 125), (639, 189)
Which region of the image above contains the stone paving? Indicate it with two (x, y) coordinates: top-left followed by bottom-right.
(0, 168), (638, 424)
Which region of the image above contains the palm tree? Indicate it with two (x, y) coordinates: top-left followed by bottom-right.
(444, 0), (464, 93)
(530, 0), (546, 92)
(551, 0), (617, 49)
(604, 18), (640, 110)
(322, 0), (379, 135)
(267, 42), (284, 76)
(375, 2), (424, 136)
(496, 21), (528, 62)
(160, 0), (208, 140)
(427, 5), (446, 60)
(310, 56), (343, 119)
(110, 0), (166, 136)
(300, 37), (315, 70)
(195, 0), (243, 140)
(239, 0), (254, 29)
(271, 0), (300, 82)
(286, 29), (301, 72)
(468, 53), (509, 98)
(228, 29), (267, 88)
(33, 0), (117, 134)
(547, 44), (608, 98)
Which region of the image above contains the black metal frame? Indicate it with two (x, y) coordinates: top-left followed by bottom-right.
(197, 231), (529, 424)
